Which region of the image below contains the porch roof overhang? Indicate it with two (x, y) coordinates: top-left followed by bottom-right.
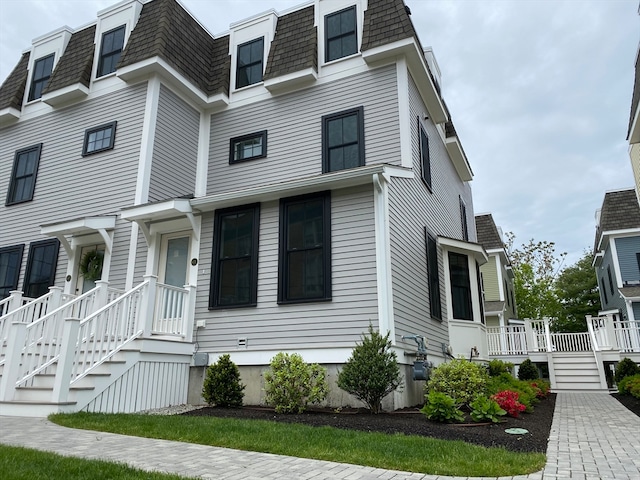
(620, 286), (640, 301)
(437, 236), (489, 265)
(190, 164), (413, 212)
(120, 198), (198, 243)
(40, 215), (117, 256)
(485, 300), (505, 315)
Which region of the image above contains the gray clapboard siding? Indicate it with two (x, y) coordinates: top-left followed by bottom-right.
(615, 236), (640, 283)
(386, 72), (476, 352)
(207, 65), (399, 195)
(194, 185), (378, 352)
(148, 85), (199, 202)
(0, 83), (148, 292)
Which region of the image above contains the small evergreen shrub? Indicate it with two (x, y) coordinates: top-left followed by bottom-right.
(426, 358), (488, 407)
(614, 358), (640, 384)
(420, 391), (464, 423)
(618, 374), (640, 399)
(491, 390), (526, 418)
(202, 354), (245, 407)
(517, 359), (539, 381)
(487, 359), (514, 377)
(337, 325), (402, 414)
(264, 352), (328, 414)
(469, 396), (506, 423)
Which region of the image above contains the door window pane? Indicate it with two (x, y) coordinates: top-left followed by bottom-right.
(164, 237), (189, 287)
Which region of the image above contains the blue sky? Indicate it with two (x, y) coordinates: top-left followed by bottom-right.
(1, 0), (637, 268)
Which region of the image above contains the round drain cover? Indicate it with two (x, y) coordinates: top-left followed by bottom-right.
(505, 428), (529, 435)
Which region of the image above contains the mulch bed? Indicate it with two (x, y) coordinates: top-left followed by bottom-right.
(183, 394), (556, 453)
(612, 393), (640, 417)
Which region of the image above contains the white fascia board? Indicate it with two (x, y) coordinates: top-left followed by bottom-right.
(42, 83), (89, 107)
(41, 215), (117, 236)
(121, 198), (193, 223)
(592, 251), (604, 268)
(363, 37), (447, 124)
(0, 107), (21, 125)
(117, 57), (229, 109)
(263, 67), (318, 94)
(630, 102), (640, 144)
(445, 135), (473, 181)
(191, 164), (412, 212)
(597, 228), (640, 251)
(437, 236), (489, 265)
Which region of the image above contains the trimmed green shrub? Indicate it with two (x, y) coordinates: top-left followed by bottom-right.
(517, 359), (539, 381)
(421, 391), (464, 423)
(614, 358), (640, 384)
(202, 354), (245, 407)
(337, 325), (402, 414)
(487, 359), (514, 377)
(426, 359), (488, 407)
(264, 352), (328, 414)
(529, 380), (551, 399)
(618, 374), (640, 399)
(469, 396), (506, 423)
(491, 390), (526, 418)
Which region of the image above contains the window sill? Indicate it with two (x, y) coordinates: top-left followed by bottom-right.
(208, 303), (257, 311)
(277, 297), (332, 306)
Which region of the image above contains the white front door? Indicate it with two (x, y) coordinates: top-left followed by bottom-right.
(158, 233), (190, 287)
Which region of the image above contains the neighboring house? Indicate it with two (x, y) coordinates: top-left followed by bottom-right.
(593, 189), (640, 329)
(628, 23), (640, 204)
(0, 0), (486, 415)
(475, 213), (517, 328)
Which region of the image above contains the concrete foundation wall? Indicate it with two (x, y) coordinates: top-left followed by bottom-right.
(188, 363), (427, 411)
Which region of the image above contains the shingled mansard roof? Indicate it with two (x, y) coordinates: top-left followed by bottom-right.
(595, 189), (640, 251)
(475, 214), (505, 251)
(1, 0), (452, 123)
(0, 52), (30, 111)
(43, 26), (96, 94)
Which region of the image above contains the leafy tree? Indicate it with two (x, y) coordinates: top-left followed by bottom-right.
(505, 233), (565, 320)
(337, 325), (402, 414)
(552, 250), (599, 332)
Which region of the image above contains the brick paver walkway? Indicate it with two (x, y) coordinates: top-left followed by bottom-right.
(1, 392), (639, 479)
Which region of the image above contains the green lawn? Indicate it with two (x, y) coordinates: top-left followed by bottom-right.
(50, 412), (545, 477)
(0, 444), (194, 480)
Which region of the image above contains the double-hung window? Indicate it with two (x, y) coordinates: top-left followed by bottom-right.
(98, 25), (125, 77)
(0, 245), (24, 299)
(28, 54), (55, 101)
(6, 144), (42, 206)
(449, 252), (473, 321)
(279, 192), (331, 303)
(83, 121), (117, 156)
(459, 196), (468, 241)
(229, 131), (267, 163)
(325, 6), (357, 62)
(24, 239), (60, 299)
(210, 204), (259, 308)
(322, 107), (364, 173)
(419, 120), (432, 190)
(425, 230), (442, 320)
(236, 37), (264, 89)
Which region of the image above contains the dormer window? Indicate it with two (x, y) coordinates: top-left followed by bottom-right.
(28, 54), (55, 101)
(236, 37), (264, 89)
(98, 25), (125, 77)
(325, 6), (357, 62)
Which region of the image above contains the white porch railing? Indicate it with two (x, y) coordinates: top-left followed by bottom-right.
(0, 276), (194, 405)
(487, 326), (527, 355)
(550, 332), (592, 352)
(614, 320), (640, 353)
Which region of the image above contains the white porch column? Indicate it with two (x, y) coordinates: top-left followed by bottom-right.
(0, 322), (27, 401)
(52, 318), (81, 403)
(373, 173), (394, 341)
(139, 275), (158, 337)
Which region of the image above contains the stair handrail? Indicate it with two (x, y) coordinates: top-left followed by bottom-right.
(68, 280), (149, 385)
(10, 285), (111, 386)
(586, 315), (600, 352)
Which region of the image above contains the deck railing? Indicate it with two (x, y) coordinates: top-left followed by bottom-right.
(487, 326), (527, 355)
(550, 332), (592, 352)
(614, 320), (640, 353)
(153, 283), (189, 336)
